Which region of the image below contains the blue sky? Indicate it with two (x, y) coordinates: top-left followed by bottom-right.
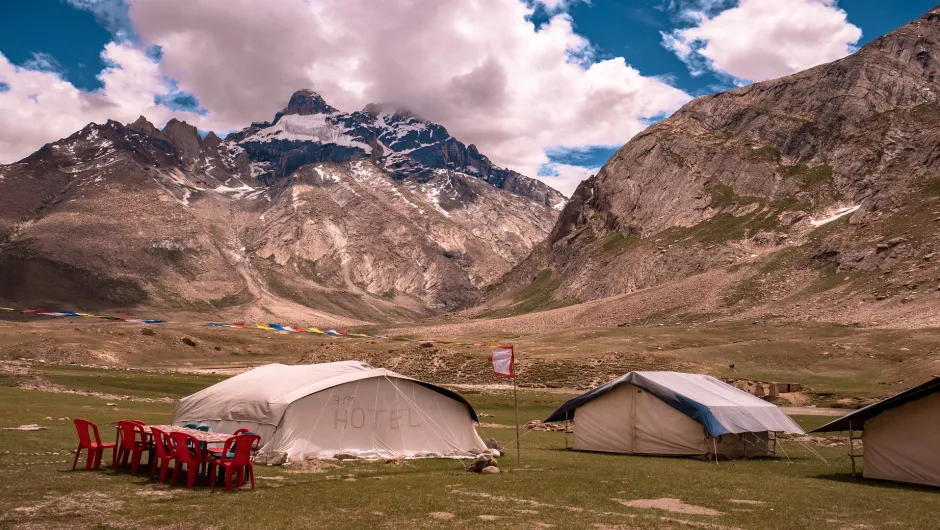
(535, 0), (939, 169)
(0, 0), (937, 194)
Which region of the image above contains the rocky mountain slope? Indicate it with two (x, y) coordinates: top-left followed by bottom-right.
(489, 6), (940, 328)
(0, 90), (563, 323)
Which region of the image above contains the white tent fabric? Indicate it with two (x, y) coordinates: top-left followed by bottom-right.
(545, 371), (802, 458)
(862, 391), (940, 487)
(173, 361), (487, 459)
(545, 371), (803, 436)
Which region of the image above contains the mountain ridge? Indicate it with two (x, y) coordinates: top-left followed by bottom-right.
(485, 5), (940, 328)
(0, 90), (564, 323)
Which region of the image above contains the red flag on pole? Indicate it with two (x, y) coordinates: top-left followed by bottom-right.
(490, 345), (515, 378)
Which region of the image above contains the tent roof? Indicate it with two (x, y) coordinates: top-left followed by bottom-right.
(811, 377), (940, 433)
(174, 361), (479, 426)
(543, 371), (803, 436)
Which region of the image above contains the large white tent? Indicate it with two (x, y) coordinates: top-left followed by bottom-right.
(813, 377), (940, 487)
(544, 371), (803, 458)
(173, 361), (487, 459)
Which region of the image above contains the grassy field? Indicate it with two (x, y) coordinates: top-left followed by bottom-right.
(1, 366), (938, 530)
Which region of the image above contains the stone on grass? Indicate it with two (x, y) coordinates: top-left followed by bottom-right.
(483, 437), (503, 452)
(253, 450), (288, 466)
(466, 454), (498, 473)
(481, 466), (500, 474)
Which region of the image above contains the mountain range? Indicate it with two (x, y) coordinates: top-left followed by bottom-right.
(485, 6), (940, 328)
(3, 7), (940, 329)
(0, 90), (564, 324)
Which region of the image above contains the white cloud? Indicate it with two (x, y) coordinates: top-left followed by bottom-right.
(63, 0), (136, 41)
(22, 52), (62, 73)
(0, 43), (206, 162)
(663, 0), (862, 83)
(535, 0), (585, 12)
(126, 0), (691, 182)
(1, 0), (692, 197)
(539, 162), (600, 196)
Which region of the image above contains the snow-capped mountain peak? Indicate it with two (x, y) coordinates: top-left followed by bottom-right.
(226, 90), (565, 207)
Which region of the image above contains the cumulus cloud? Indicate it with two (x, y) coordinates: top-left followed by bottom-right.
(22, 52), (62, 73)
(1, 0), (692, 197)
(662, 0), (862, 83)
(127, 0), (690, 182)
(533, 0), (586, 13)
(538, 162), (600, 196)
(0, 43), (205, 161)
(63, 0), (136, 42)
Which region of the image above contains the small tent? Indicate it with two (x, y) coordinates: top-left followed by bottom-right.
(173, 361), (487, 459)
(812, 377), (940, 487)
(544, 371), (803, 458)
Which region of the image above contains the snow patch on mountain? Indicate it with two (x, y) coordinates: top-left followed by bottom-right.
(810, 205), (861, 227)
(245, 114), (372, 152)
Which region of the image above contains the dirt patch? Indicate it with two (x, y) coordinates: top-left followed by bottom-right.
(295, 343), (681, 391)
(778, 406), (846, 417)
(612, 498), (722, 516)
(775, 392), (810, 406)
(12, 491), (122, 517)
(285, 458), (340, 474)
(525, 420), (572, 432)
(728, 499), (764, 505)
(1, 424), (46, 431)
(478, 515), (501, 520)
(428, 512), (456, 520)
(15, 380), (175, 403)
(136, 489), (186, 497)
(788, 435), (856, 448)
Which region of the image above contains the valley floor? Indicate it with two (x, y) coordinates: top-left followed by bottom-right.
(1, 367), (939, 530)
(1, 318), (938, 529)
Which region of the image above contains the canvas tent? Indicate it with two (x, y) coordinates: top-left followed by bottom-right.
(173, 361), (487, 459)
(544, 371), (803, 458)
(813, 377), (940, 487)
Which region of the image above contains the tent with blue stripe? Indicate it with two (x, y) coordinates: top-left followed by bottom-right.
(544, 371), (803, 459)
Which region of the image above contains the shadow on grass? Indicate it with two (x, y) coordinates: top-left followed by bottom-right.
(812, 473), (940, 493)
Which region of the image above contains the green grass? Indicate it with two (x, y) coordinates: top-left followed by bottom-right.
(923, 176), (940, 197)
(31, 365), (226, 400)
(600, 232), (638, 254)
(779, 163), (834, 187)
(480, 270), (572, 319)
(708, 183), (738, 208)
(659, 206), (783, 245)
(742, 146), (782, 163)
(2, 376), (939, 530)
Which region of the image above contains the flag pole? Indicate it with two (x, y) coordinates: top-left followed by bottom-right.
(513, 345), (520, 466)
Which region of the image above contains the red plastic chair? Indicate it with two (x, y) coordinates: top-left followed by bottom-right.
(114, 420), (151, 474)
(207, 428), (254, 456)
(149, 428), (176, 483)
(72, 418), (116, 471)
(207, 434), (260, 490)
(169, 431), (205, 489)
